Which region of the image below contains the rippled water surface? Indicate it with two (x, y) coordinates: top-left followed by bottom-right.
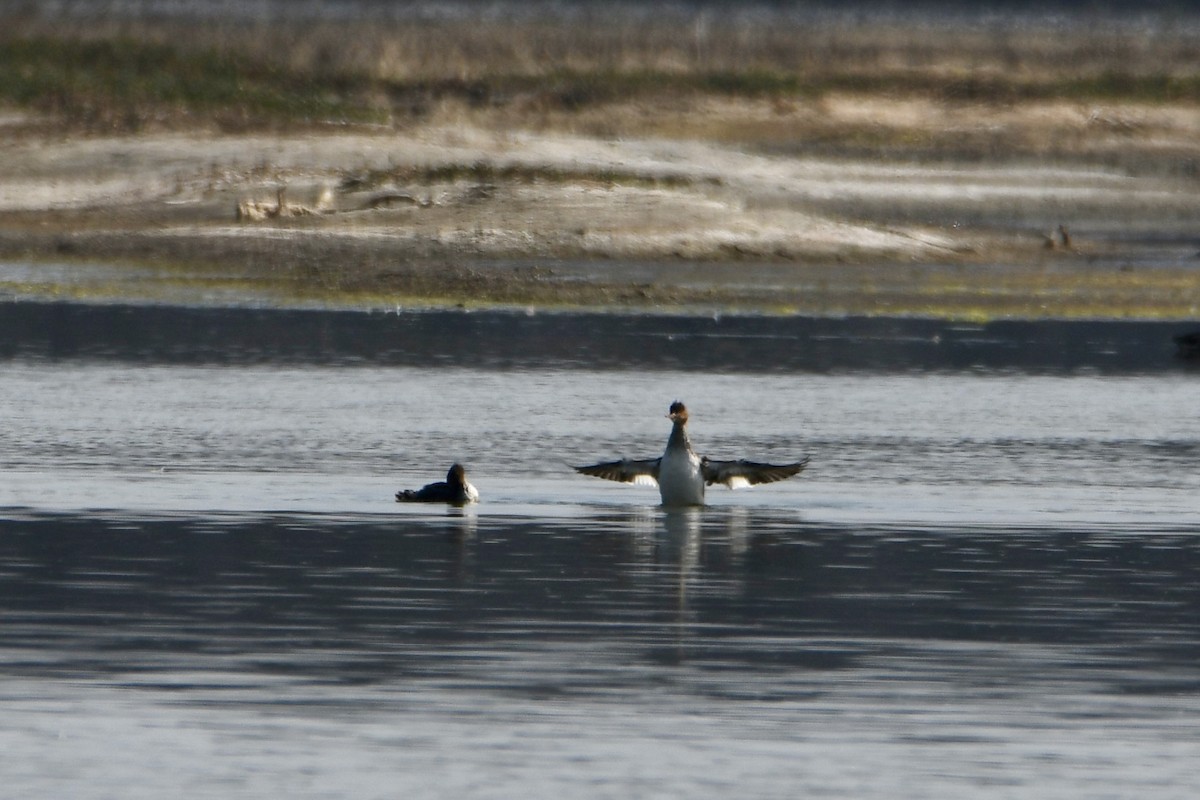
(2, 303), (1199, 799)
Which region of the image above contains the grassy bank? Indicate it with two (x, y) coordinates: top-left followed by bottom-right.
(3, 9), (1200, 135)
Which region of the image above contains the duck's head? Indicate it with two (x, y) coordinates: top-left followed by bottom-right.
(447, 463), (467, 483)
(667, 401), (689, 424)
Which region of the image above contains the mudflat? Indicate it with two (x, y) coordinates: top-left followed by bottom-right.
(1, 8), (1199, 317)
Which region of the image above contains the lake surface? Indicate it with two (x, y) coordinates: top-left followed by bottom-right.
(2, 300), (1199, 799)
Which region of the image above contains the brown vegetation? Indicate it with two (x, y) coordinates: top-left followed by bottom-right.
(4, 8), (1200, 139)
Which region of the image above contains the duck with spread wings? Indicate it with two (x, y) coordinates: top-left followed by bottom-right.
(574, 401), (808, 507)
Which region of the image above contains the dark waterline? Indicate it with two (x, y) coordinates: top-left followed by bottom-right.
(2, 300), (1196, 373)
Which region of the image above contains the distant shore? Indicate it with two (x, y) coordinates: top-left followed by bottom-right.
(2, 8), (1199, 318)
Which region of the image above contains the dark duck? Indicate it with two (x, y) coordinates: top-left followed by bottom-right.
(396, 463), (480, 505)
(1174, 330), (1200, 360)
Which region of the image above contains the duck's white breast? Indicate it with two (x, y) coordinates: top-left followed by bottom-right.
(657, 448), (705, 506)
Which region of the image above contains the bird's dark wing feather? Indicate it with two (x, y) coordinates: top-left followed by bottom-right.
(701, 457), (809, 488)
(395, 481), (449, 502)
(574, 458), (662, 486)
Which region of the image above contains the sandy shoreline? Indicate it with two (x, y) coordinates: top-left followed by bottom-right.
(2, 109), (1199, 317)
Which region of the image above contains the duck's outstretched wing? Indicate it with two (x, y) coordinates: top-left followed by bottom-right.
(702, 457), (809, 489)
(574, 458), (662, 486)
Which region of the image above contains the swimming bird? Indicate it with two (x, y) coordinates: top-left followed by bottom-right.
(574, 401), (809, 507)
(395, 463), (479, 505)
(1174, 330), (1200, 359)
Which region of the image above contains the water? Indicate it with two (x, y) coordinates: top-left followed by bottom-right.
(2, 301), (1199, 798)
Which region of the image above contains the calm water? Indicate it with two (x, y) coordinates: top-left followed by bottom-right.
(2, 302), (1199, 798)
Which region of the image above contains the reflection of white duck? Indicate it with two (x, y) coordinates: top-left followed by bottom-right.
(575, 401), (809, 507)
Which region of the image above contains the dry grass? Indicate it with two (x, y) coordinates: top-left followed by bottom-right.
(4, 7), (1200, 138)
(23, 9), (1199, 85)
